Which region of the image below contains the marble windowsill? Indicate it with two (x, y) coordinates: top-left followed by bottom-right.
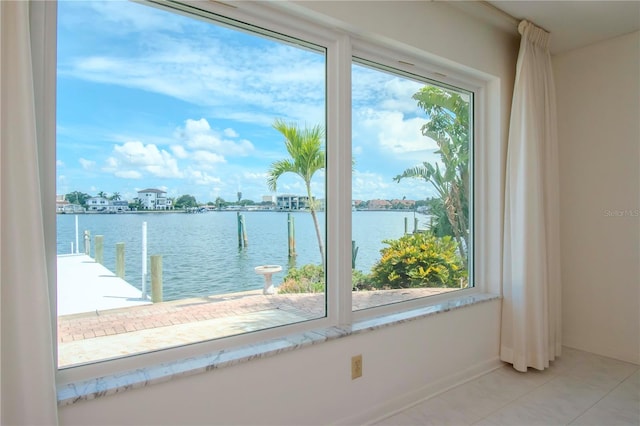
(57, 292), (500, 406)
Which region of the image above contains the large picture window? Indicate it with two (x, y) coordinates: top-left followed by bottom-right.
(55, 0), (476, 371)
(56, 0), (327, 368)
(351, 60), (473, 311)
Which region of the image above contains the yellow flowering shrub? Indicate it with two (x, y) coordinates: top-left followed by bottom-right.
(370, 233), (466, 289)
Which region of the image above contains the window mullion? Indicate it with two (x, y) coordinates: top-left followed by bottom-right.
(326, 33), (352, 327)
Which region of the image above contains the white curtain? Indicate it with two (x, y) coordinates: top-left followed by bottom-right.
(501, 20), (562, 372)
(1, 1), (59, 424)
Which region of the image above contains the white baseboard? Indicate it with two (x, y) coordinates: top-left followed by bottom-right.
(333, 356), (504, 426)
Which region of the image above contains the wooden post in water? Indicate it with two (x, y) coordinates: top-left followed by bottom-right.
(142, 222), (148, 299)
(241, 214), (248, 247)
(151, 255), (163, 303)
(75, 215), (79, 254)
(95, 235), (104, 264)
(237, 212), (242, 247)
(83, 230), (91, 255)
(287, 213), (296, 258)
(116, 243), (125, 278)
(404, 217), (408, 235)
(352, 240), (359, 269)
(414, 217), (419, 234)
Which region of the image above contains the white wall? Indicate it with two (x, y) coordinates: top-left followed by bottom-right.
(56, 2), (517, 424)
(59, 301), (501, 425)
(554, 31), (640, 365)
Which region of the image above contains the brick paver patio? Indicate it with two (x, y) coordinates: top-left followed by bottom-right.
(58, 287), (457, 367)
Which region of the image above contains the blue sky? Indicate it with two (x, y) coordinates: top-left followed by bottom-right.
(56, 0), (443, 203)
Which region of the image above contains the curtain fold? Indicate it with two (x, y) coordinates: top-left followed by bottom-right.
(1, 1), (58, 424)
(500, 20), (562, 372)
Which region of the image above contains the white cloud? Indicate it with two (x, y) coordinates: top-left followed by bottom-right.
(355, 108), (436, 155)
(192, 150), (226, 169)
(352, 171), (392, 200)
(170, 145), (189, 159)
(105, 141), (182, 179)
(184, 168), (222, 186)
(79, 158), (96, 170)
(86, 1), (184, 33)
(57, 160), (65, 167)
(175, 118), (254, 157)
(57, 1), (453, 202)
(115, 170), (142, 179)
(223, 128), (238, 138)
(379, 78), (425, 114)
(60, 8), (327, 126)
(244, 171), (268, 180)
(353, 170), (436, 200)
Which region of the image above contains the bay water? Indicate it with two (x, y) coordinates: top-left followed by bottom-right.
(57, 210), (424, 301)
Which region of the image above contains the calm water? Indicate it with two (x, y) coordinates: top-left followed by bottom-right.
(57, 211), (425, 301)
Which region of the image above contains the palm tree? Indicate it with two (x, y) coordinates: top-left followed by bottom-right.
(97, 191), (107, 199)
(110, 192), (121, 201)
(394, 86), (470, 262)
(268, 119), (325, 268)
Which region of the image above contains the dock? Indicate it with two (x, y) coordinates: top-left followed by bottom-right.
(57, 254), (151, 316)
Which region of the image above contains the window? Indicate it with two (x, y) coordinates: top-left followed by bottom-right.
(56, 0), (327, 368)
(351, 60), (473, 311)
(55, 0), (478, 373)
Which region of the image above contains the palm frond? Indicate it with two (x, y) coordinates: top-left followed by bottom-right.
(267, 159), (296, 192)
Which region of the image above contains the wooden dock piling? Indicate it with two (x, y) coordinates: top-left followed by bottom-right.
(95, 235), (104, 264)
(151, 255), (163, 303)
(237, 212), (242, 247)
(116, 243), (125, 278)
(352, 240), (359, 269)
(237, 213), (248, 248)
(84, 230), (91, 255)
(241, 214), (248, 247)
(288, 213), (296, 257)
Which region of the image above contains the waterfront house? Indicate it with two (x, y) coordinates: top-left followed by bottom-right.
(86, 196), (110, 212)
(56, 195), (84, 214)
(111, 200), (129, 212)
(368, 198), (392, 210)
(2, 1), (638, 425)
(136, 188), (173, 210)
(275, 194), (312, 210)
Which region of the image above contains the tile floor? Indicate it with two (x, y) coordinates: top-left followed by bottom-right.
(376, 347), (639, 426)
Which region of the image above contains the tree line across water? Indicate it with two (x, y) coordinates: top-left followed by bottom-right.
(63, 190), (434, 211)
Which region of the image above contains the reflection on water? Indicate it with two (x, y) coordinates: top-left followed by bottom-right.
(57, 211), (423, 301)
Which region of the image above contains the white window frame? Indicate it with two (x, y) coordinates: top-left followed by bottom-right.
(52, 0), (498, 385)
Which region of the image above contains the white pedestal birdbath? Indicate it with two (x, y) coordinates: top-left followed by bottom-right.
(254, 265), (282, 295)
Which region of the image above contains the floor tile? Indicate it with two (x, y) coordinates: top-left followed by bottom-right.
(403, 398), (472, 426)
(375, 348), (639, 426)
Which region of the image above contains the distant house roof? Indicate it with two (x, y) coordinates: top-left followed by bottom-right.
(137, 188), (166, 194)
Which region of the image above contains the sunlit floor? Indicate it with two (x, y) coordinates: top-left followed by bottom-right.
(375, 347), (639, 426)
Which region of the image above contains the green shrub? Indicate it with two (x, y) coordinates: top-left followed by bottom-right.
(278, 264), (325, 293)
(351, 269), (373, 291)
(370, 233), (466, 289)
(278, 264), (374, 293)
